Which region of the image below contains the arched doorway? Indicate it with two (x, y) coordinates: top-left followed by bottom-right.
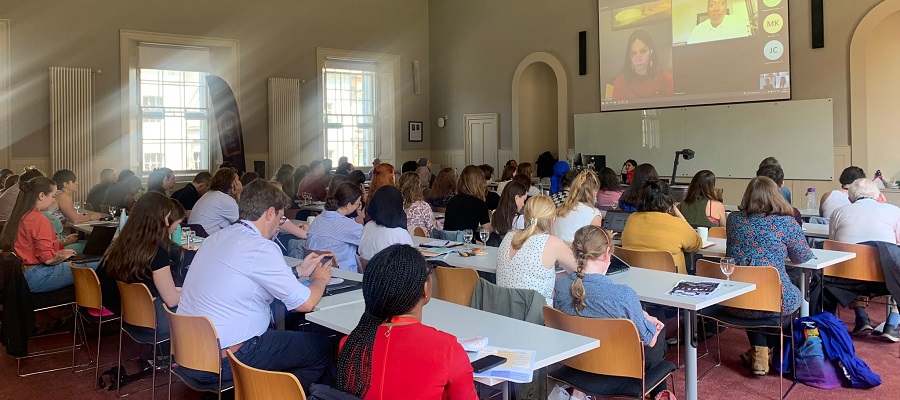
(850, 0), (900, 180)
(512, 52), (569, 165)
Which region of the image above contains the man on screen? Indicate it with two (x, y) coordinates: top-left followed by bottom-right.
(688, 0), (751, 44)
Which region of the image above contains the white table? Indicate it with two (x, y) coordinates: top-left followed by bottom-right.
(802, 222), (829, 239)
(798, 208), (819, 219)
(307, 298), (599, 399)
(294, 201), (325, 213)
(698, 237), (856, 316)
(412, 236), (499, 274)
(610, 267), (756, 400)
(71, 220), (118, 234)
(311, 268), (364, 311)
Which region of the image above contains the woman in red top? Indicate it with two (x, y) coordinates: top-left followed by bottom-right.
(0, 176), (99, 293)
(337, 244), (477, 400)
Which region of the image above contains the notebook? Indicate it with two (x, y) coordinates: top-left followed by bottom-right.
(69, 225), (117, 263)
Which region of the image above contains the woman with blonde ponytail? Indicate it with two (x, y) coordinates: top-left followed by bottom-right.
(553, 169), (603, 243)
(496, 196), (577, 305)
(553, 225), (670, 398)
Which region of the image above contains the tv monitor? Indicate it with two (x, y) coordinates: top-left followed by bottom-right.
(581, 154), (606, 172)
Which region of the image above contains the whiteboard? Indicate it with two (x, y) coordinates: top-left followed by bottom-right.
(574, 99), (834, 180)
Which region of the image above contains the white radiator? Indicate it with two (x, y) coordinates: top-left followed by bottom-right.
(49, 66), (94, 203)
(267, 77), (302, 177)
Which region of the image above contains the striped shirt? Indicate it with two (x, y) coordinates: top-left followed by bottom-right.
(307, 210), (363, 272)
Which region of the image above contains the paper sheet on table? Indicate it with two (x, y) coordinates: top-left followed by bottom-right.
(472, 346), (535, 383)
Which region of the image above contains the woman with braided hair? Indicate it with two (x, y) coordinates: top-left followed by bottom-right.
(553, 225), (668, 398)
(336, 244), (476, 399)
(496, 195), (577, 305)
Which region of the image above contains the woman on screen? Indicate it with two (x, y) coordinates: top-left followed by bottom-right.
(611, 30), (673, 100)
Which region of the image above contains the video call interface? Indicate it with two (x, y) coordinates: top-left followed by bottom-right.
(598, 0), (791, 112)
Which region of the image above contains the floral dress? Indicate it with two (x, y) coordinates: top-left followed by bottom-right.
(405, 200), (437, 234)
(725, 212), (814, 318)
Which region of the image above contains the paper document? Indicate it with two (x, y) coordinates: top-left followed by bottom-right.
(458, 337), (488, 352)
(667, 280), (721, 299)
(472, 346), (536, 383)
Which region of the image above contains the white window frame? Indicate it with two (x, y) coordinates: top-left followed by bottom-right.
(317, 48), (400, 167)
(120, 30), (239, 180)
(0, 20), (10, 168)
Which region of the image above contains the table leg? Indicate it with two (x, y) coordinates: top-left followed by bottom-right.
(684, 309), (698, 400)
(501, 381), (509, 400)
(799, 269), (809, 317)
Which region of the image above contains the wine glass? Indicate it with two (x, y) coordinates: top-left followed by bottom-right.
(108, 205), (118, 218)
(462, 229), (474, 248)
(479, 228), (489, 245)
(73, 201), (82, 214)
(183, 229), (194, 249)
(720, 257), (735, 281)
(610, 202), (619, 211)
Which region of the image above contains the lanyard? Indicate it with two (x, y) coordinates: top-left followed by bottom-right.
(235, 220), (286, 250)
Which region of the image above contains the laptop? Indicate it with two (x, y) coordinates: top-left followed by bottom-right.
(606, 254), (631, 276)
(601, 210), (631, 240)
(69, 225), (117, 263)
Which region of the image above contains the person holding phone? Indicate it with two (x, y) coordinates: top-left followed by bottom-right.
(177, 180), (335, 390)
(336, 244), (477, 399)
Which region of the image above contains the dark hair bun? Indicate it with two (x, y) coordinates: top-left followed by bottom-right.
(18, 181), (31, 192)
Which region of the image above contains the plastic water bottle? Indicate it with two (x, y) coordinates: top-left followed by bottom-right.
(806, 188), (817, 211)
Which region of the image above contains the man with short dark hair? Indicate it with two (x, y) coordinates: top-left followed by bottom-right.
(189, 168), (242, 234)
(756, 164), (802, 226)
(148, 167), (176, 194)
(178, 179), (334, 389)
(171, 171), (212, 210)
(86, 168), (117, 207)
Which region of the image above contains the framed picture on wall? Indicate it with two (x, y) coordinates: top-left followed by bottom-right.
(408, 121), (423, 142)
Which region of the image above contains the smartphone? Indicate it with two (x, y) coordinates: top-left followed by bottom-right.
(320, 256), (334, 266)
(471, 355), (507, 373)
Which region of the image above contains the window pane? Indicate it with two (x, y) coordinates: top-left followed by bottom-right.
(322, 67), (377, 167)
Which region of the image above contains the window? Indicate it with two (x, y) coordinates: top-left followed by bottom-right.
(323, 65), (376, 167)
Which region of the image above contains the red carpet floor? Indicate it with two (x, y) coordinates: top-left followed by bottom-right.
(1, 314), (897, 400)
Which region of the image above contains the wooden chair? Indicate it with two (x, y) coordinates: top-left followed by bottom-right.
(413, 226), (428, 237)
(434, 267), (479, 307)
(822, 240), (884, 282)
(433, 206), (447, 213)
(116, 281), (168, 398)
(227, 349), (306, 400)
(543, 307), (675, 399)
(695, 260), (796, 398)
(614, 247), (677, 273)
(70, 264), (119, 389)
(708, 227), (726, 239)
(164, 305), (233, 399)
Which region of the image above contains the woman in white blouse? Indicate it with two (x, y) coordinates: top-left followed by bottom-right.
(358, 186), (413, 262)
(496, 195), (577, 305)
(553, 170), (603, 243)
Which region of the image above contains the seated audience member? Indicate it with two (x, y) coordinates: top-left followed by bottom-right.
(826, 178), (900, 339)
(549, 161), (570, 196)
(189, 168), (242, 235)
(506, 159), (518, 170)
(102, 175), (143, 212)
(401, 160), (419, 174)
(274, 168), (296, 202)
(550, 170), (578, 207)
(85, 168), (117, 207)
(555, 225), (668, 397)
(4, 174), (19, 192)
(0, 168), (13, 189)
(496, 195), (577, 305)
(177, 180), (334, 389)
(756, 164), (802, 226)
(359, 186), (413, 262)
(337, 245), (477, 399)
(759, 157), (792, 204)
(171, 171), (212, 210)
(96, 192), (184, 347)
(678, 170), (726, 228)
(553, 170), (603, 243)
(297, 160), (328, 201)
(399, 172), (437, 235)
(725, 176), (813, 375)
(0, 167), (44, 220)
(0, 177), (99, 293)
(617, 163), (658, 212)
(366, 158), (380, 181)
(147, 167), (176, 195)
(621, 180), (701, 274)
(479, 164), (500, 210)
(335, 162), (353, 176)
(495, 164), (517, 195)
(621, 159), (637, 184)
(819, 166), (867, 219)
(42, 198), (83, 252)
(52, 169), (103, 224)
(416, 157), (432, 189)
(366, 163), (396, 215)
(489, 181), (528, 246)
(516, 162), (541, 196)
(307, 182), (364, 272)
(426, 167), (456, 208)
(292, 165), (309, 197)
(512, 174), (533, 197)
(444, 166), (493, 234)
(240, 171), (259, 187)
(596, 167), (623, 208)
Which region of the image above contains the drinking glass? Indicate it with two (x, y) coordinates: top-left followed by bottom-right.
(479, 228), (489, 244)
(462, 229), (474, 248)
(720, 257), (735, 281)
(108, 206), (118, 218)
(610, 202), (619, 211)
(73, 201), (82, 214)
(183, 229), (194, 249)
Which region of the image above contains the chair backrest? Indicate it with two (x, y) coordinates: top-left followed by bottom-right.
(433, 206), (447, 213)
(543, 306), (644, 379)
(413, 226), (427, 237)
(163, 304), (222, 374)
(695, 260), (782, 313)
(82, 203), (95, 212)
(434, 266), (479, 306)
(69, 264), (103, 310)
(227, 349), (306, 400)
(614, 247), (677, 273)
(708, 226), (726, 239)
(116, 281), (156, 330)
(823, 240), (884, 282)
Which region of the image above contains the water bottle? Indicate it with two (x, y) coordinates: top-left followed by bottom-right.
(806, 188), (817, 211)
